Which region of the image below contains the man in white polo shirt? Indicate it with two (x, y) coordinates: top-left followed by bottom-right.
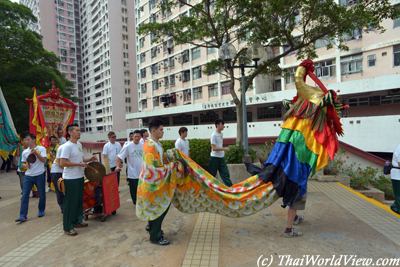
(60, 124), (96, 236)
(51, 137), (68, 213)
(175, 127), (190, 156)
(390, 144), (400, 214)
(208, 119), (232, 186)
(15, 133), (47, 223)
(116, 130), (143, 206)
(102, 131), (122, 185)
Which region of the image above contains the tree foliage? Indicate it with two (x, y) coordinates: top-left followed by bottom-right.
(0, 0), (73, 133)
(140, 0), (397, 146)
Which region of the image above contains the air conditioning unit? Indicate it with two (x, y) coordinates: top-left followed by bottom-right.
(175, 55), (182, 64)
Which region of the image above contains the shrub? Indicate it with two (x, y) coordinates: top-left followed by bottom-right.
(189, 139), (211, 169)
(160, 140), (175, 151)
(348, 166), (378, 190)
(371, 175), (394, 200)
(225, 145), (257, 164)
(324, 149), (346, 175)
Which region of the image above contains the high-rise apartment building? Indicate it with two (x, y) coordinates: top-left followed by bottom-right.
(21, 0), (138, 133)
(20, 0), (85, 130)
(128, 0), (400, 153)
(80, 0), (138, 132)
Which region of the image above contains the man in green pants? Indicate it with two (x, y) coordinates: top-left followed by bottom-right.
(208, 119), (232, 186)
(60, 124), (96, 236)
(390, 144), (400, 214)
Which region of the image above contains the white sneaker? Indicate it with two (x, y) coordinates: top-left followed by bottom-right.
(283, 228), (303, 238)
(45, 187), (50, 193)
(293, 215), (304, 225)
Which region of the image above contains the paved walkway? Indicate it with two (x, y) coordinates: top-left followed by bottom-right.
(0, 171), (399, 267)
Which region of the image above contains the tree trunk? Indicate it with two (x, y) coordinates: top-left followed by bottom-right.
(236, 103), (243, 147)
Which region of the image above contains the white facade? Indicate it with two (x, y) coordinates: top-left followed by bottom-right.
(80, 0), (138, 133)
(127, 0), (400, 153)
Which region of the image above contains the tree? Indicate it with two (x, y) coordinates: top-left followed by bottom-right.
(0, 0), (73, 133)
(139, 0), (397, 147)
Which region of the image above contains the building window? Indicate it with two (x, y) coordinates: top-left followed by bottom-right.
(152, 79), (159, 91)
(367, 54), (376, 67)
(183, 89), (191, 102)
(169, 57), (175, 68)
(179, 0), (188, 7)
(181, 50), (189, 63)
(393, 5), (400, 28)
(343, 28), (362, 41)
(208, 83), (218, 97)
(257, 105), (282, 120)
(315, 38), (330, 49)
(169, 74), (176, 86)
(164, 76), (169, 87)
(284, 68), (296, 84)
(150, 13), (157, 23)
(394, 45), (400, 67)
(172, 114), (192, 126)
(192, 66), (202, 80)
(140, 68), (146, 78)
(339, 0), (358, 6)
(221, 81), (230, 95)
(207, 47), (217, 55)
(151, 63), (159, 75)
(149, 0), (156, 10)
(140, 83), (147, 93)
(182, 70), (190, 82)
(140, 52), (146, 63)
(163, 39), (174, 54)
(341, 54), (362, 75)
(273, 79), (282, 91)
(162, 58), (169, 69)
(151, 47), (157, 58)
(193, 87), (202, 100)
(315, 59), (335, 78)
(141, 100), (147, 109)
(200, 110), (219, 124)
(191, 47), (201, 60)
(139, 37), (145, 48)
(153, 96), (159, 107)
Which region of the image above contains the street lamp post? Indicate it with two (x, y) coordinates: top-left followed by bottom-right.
(219, 42), (263, 162)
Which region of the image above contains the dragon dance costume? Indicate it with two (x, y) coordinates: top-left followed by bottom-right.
(136, 60), (348, 222)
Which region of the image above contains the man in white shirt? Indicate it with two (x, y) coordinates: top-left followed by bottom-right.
(390, 144), (400, 214)
(116, 130), (143, 205)
(175, 127), (190, 156)
(57, 126), (67, 145)
(139, 129), (149, 145)
(102, 131), (122, 185)
(51, 140), (66, 213)
(208, 119), (232, 186)
(123, 132), (134, 148)
(15, 133), (47, 223)
(60, 124), (97, 236)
